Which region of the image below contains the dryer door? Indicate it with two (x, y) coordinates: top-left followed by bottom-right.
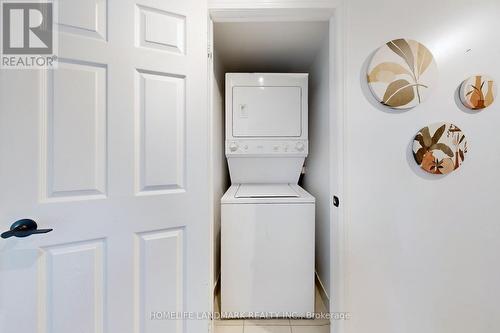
(232, 86), (302, 137)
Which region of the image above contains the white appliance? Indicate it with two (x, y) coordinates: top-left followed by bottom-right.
(221, 73), (315, 317)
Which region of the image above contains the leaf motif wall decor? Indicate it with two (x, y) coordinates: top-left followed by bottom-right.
(367, 39), (438, 109)
(412, 122), (467, 175)
(459, 75), (497, 110)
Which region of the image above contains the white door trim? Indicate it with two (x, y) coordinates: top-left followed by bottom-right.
(329, 4), (348, 333)
(208, 0), (342, 10)
(209, 0), (338, 22)
(207, 2), (347, 333)
(207, 14), (216, 333)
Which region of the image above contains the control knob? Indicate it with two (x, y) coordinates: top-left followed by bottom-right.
(229, 142), (239, 152)
(295, 142), (305, 152)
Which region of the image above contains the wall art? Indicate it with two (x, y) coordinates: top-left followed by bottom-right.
(459, 75), (496, 110)
(413, 122), (467, 175)
(367, 38), (438, 109)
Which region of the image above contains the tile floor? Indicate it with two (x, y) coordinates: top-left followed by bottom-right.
(213, 286), (330, 333)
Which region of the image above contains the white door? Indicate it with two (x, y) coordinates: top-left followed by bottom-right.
(0, 0), (209, 332)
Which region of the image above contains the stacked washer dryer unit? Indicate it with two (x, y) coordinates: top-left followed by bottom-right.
(221, 73), (315, 318)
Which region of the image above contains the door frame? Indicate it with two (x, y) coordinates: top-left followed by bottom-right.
(207, 1), (347, 333)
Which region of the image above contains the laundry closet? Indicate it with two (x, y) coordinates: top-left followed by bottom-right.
(208, 17), (334, 319)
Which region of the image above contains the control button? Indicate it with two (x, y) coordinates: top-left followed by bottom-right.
(273, 145), (280, 151)
(244, 145), (248, 150)
(229, 142), (239, 152)
(295, 142), (305, 152)
(283, 144), (289, 152)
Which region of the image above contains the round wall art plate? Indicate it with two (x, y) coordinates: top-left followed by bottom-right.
(459, 75), (497, 110)
(367, 38), (438, 109)
(413, 122), (467, 175)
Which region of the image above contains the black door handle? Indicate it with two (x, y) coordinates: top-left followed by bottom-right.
(1, 219), (53, 239)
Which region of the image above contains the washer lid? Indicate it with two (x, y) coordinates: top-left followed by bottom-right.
(235, 183), (300, 198)
(221, 184), (315, 204)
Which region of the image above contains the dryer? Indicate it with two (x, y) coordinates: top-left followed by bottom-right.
(225, 73), (309, 184)
(221, 73), (314, 317)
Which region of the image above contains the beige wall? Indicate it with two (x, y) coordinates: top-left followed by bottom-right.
(343, 1), (500, 332)
(303, 31), (331, 298)
(211, 39), (229, 287)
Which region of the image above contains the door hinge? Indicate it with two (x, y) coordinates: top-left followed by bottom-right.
(207, 45), (213, 59)
(333, 195), (340, 207)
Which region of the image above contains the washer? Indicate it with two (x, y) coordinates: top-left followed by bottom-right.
(221, 184), (315, 316)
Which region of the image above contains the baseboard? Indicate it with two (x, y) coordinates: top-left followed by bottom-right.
(315, 271), (330, 311)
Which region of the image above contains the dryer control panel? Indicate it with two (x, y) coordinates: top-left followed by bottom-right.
(226, 139), (308, 156)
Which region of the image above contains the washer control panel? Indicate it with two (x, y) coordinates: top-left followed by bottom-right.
(226, 140), (308, 155)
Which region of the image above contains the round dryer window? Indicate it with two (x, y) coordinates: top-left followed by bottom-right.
(367, 38), (438, 109)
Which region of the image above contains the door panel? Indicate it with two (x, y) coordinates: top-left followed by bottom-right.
(44, 59), (108, 200)
(136, 5), (186, 54)
(135, 69), (185, 194)
(57, 0), (107, 40)
(136, 228), (184, 333)
(0, 1), (208, 333)
(42, 239), (106, 333)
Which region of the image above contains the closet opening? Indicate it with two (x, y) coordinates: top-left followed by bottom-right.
(208, 13), (338, 328)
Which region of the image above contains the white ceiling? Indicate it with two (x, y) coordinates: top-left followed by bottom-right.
(214, 22), (329, 73)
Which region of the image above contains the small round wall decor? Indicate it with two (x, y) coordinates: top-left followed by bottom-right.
(459, 75), (497, 110)
(367, 38), (438, 109)
(413, 122), (467, 175)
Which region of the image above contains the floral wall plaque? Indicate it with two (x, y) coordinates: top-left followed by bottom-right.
(459, 75), (497, 110)
(367, 38), (438, 109)
(413, 123), (467, 175)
